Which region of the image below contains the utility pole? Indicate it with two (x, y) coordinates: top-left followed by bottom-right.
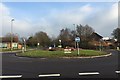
(11, 19), (14, 51)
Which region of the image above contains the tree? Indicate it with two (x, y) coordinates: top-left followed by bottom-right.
(76, 24), (94, 41)
(84, 24), (94, 39)
(112, 28), (120, 42)
(76, 24), (94, 49)
(76, 24), (83, 37)
(56, 24), (95, 49)
(34, 31), (51, 47)
(26, 31), (51, 47)
(26, 36), (37, 47)
(5, 33), (19, 42)
(57, 28), (74, 47)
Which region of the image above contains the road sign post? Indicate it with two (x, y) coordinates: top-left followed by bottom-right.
(77, 42), (79, 55)
(75, 37), (80, 55)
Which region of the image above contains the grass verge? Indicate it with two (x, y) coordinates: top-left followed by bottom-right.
(17, 49), (108, 58)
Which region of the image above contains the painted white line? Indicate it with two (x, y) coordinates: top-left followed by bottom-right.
(39, 74), (60, 77)
(79, 72), (100, 76)
(0, 75), (22, 78)
(115, 71), (120, 74)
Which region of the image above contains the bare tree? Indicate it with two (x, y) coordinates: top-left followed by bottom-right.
(57, 28), (73, 47)
(76, 24), (94, 41)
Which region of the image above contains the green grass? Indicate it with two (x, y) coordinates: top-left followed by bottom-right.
(17, 49), (107, 58)
(0, 48), (21, 52)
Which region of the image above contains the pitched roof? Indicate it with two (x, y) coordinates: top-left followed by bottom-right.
(0, 37), (18, 43)
(90, 32), (103, 39)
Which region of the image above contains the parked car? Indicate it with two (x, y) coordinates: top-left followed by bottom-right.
(48, 47), (56, 51)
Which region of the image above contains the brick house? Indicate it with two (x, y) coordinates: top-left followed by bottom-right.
(89, 32), (114, 49)
(0, 37), (22, 49)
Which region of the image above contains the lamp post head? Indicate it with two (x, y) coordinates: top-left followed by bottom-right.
(23, 38), (25, 42)
(59, 40), (61, 42)
(11, 19), (15, 21)
(114, 39), (117, 42)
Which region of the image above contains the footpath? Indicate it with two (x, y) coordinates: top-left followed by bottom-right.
(0, 49), (35, 53)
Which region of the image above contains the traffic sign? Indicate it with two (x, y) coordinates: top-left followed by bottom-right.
(75, 37), (80, 42)
(75, 37), (80, 55)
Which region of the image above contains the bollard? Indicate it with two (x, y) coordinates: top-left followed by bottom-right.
(22, 47), (24, 53)
(117, 47), (119, 50)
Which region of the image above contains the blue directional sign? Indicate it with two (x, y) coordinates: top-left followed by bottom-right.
(75, 37), (80, 42)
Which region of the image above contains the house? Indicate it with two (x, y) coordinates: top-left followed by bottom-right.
(89, 32), (102, 47)
(0, 37), (22, 49)
(90, 32), (103, 41)
(89, 32), (115, 49)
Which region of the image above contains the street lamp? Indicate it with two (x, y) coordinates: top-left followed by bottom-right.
(99, 39), (103, 51)
(115, 39), (120, 50)
(59, 40), (62, 48)
(37, 42), (40, 49)
(11, 19), (15, 51)
(73, 24), (76, 48)
(23, 38), (26, 51)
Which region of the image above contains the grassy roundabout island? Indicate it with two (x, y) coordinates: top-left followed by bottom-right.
(17, 49), (108, 58)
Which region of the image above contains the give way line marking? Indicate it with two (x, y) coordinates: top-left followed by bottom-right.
(79, 72), (100, 76)
(115, 71), (120, 74)
(0, 75), (22, 78)
(39, 74), (60, 77)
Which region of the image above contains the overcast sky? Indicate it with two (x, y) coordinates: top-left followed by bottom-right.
(0, 1), (118, 38)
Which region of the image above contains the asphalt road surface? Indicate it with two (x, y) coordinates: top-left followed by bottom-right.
(1, 50), (120, 79)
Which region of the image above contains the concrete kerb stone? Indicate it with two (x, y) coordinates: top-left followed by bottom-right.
(61, 53), (112, 59)
(15, 52), (112, 59)
(1, 49), (112, 59)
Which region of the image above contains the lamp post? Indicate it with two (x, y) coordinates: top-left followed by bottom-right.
(73, 24), (76, 49)
(116, 39), (120, 50)
(59, 40), (62, 48)
(37, 43), (40, 49)
(99, 39), (103, 51)
(23, 38), (26, 51)
(11, 19), (14, 51)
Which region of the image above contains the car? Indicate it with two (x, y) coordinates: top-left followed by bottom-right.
(48, 47), (56, 51)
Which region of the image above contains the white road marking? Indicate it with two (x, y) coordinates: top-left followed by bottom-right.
(0, 75), (22, 78)
(115, 71), (120, 74)
(39, 74), (60, 77)
(79, 72), (100, 76)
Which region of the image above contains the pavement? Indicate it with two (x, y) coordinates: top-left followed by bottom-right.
(0, 50), (120, 79)
(0, 49), (35, 53)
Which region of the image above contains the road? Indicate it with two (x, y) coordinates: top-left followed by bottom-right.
(1, 50), (120, 79)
